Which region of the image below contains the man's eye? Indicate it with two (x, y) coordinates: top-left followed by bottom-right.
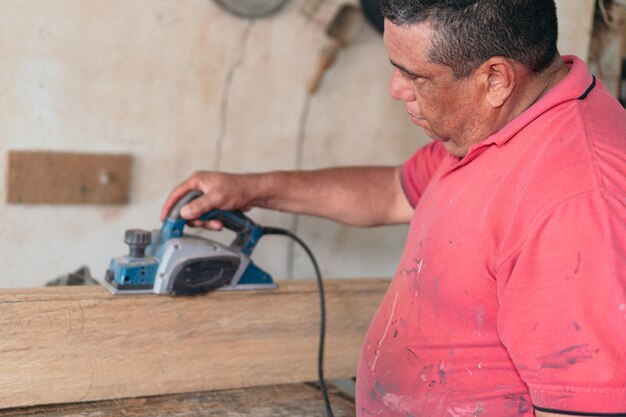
(409, 75), (428, 86)
(402, 72), (427, 85)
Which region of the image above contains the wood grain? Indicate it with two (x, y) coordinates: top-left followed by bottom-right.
(6, 151), (132, 204)
(0, 383), (355, 417)
(0, 279), (389, 409)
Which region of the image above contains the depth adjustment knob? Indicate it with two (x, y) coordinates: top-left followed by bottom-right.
(124, 229), (152, 258)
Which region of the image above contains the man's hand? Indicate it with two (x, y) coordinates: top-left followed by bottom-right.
(160, 171), (260, 229)
(161, 167), (414, 228)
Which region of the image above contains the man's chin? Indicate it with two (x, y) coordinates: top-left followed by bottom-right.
(441, 141), (468, 158)
(423, 128), (444, 143)
(420, 128), (468, 158)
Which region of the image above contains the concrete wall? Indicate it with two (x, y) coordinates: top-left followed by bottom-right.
(0, 0), (595, 288)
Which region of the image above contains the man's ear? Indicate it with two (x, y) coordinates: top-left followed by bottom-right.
(479, 57), (516, 108)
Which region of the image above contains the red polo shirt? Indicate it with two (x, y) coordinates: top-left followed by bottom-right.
(356, 56), (626, 416)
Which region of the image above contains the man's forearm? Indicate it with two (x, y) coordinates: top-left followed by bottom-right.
(253, 166), (413, 226)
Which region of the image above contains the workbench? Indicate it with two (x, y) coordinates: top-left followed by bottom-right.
(0, 383), (355, 417)
(0, 279), (387, 414)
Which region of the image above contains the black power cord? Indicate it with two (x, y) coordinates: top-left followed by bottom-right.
(262, 226), (334, 417)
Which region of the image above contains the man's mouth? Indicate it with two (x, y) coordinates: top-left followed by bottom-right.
(408, 112), (444, 141)
(409, 113), (428, 129)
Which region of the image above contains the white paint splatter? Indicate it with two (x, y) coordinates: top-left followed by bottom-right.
(417, 259), (423, 274)
(383, 393), (411, 412)
(447, 404), (483, 417)
(465, 367), (473, 377)
(475, 306), (485, 328)
(477, 362), (482, 369)
(370, 290), (399, 371)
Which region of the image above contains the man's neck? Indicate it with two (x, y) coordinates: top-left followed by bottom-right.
(507, 56), (570, 123)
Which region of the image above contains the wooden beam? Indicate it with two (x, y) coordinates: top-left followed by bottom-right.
(0, 383), (356, 417)
(0, 279), (389, 409)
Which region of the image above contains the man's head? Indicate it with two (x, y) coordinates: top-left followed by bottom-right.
(381, 0), (559, 79)
(381, 0), (563, 157)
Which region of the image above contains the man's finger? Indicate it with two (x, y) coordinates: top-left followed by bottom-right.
(205, 220), (224, 231)
(180, 195), (214, 220)
(186, 219), (224, 231)
(161, 181), (196, 221)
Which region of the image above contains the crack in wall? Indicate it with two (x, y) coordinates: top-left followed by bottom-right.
(213, 21), (255, 171)
(286, 93), (313, 279)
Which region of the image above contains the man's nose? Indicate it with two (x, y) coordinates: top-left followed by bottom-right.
(389, 69), (416, 102)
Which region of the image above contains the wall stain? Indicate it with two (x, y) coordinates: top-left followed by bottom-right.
(213, 21), (255, 171)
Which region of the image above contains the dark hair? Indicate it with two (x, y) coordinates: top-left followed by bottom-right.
(381, 0), (559, 78)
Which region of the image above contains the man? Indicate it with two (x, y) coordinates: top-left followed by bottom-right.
(162, 0), (626, 415)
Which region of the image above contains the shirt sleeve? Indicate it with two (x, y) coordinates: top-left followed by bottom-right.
(400, 142), (449, 207)
(496, 191), (626, 414)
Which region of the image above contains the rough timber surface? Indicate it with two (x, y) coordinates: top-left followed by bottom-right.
(0, 383), (355, 417)
(0, 278), (388, 409)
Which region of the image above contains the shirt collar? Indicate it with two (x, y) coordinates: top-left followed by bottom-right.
(466, 55), (594, 154)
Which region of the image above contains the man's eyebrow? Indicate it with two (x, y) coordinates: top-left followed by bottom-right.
(389, 59), (419, 77)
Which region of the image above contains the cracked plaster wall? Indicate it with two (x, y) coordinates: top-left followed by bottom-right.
(0, 0), (594, 287)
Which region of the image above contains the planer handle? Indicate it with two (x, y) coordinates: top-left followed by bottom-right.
(163, 190), (263, 256)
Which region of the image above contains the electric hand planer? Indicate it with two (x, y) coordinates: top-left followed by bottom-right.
(104, 191), (277, 295)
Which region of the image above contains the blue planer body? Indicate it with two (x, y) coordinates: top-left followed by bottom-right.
(104, 191), (276, 295)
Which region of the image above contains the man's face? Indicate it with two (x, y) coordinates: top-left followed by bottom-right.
(383, 20), (488, 157)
